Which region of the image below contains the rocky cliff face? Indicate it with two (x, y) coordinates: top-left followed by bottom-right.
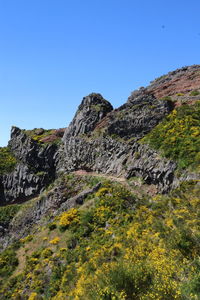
(63, 93), (113, 140)
(0, 127), (59, 203)
(61, 136), (177, 193)
(1, 65), (200, 204)
(105, 91), (173, 140)
(1, 164), (50, 203)
(60, 90), (176, 193)
(9, 127), (57, 173)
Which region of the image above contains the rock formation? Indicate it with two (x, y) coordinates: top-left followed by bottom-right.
(1, 65), (200, 204)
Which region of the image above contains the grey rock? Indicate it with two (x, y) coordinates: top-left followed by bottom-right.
(0, 181), (101, 247)
(105, 90), (173, 140)
(1, 164), (50, 203)
(60, 135), (177, 193)
(63, 93), (113, 140)
(9, 126), (57, 173)
(1, 91), (175, 204)
(58, 182), (101, 213)
(0, 127), (59, 203)
(0, 83), (189, 206)
(0, 226), (6, 237)
(58, 92), (177, 193)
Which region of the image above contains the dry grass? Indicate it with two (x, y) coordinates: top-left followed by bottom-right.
(13, 226), (70, 277)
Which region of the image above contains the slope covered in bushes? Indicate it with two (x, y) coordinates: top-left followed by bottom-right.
(141, 101), (200, 170)
(0, 176), (200, 299)
(0, 65), (200, 299)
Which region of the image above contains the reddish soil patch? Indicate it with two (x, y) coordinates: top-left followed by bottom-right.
(148, 69), (200, 99)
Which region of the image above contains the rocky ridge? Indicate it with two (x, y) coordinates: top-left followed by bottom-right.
(147, 64), (200, 99)
(0, 127), (59, 203)
(0, 64), (200, 299)
(1, 65), (200, 205)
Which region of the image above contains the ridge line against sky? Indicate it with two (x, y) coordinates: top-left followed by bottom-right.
(0, 0), (200, 146)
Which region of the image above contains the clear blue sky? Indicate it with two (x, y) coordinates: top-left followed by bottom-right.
(0, 0), (200, 146)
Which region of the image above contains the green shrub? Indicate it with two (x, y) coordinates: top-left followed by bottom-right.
(1, 180), (200, 299)
(20, 234), (34, 244)
(0, 147), (17, 175)
(24, 128), (61, 144)
(41, 248), (53, 258)
(134, 151), (141, 159)
(160, 96), (172, 101)
(95, 187), (110, 197)
(141, 102), (200, 170)
(181, 269), (200, 299)
(59, 208), (79, 232)
(190, 90), (200, 96)
(48, 223), (57, 231)
(0, 204), (20, 226)
(0, 247), (18, 277)
(82, 261), (152, 300)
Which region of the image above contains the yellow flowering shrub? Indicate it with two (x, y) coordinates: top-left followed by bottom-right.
(1, 179), (200, 299)
(95, 187), (110, 197)
(59, 208), (79, 231)
(20, 235), (33, 244)
(41, 248), (53, 258)
(141, 101), (200, 170)
(28, 292), (38, 300)
(49, 237), (60, 245)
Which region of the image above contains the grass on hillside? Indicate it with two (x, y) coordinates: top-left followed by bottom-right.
(0, 204), (21, 227)
(141, 101), (200, 170)
(0, 176), (200, 299)
(24, 128), (61, 144)
(0, 147), (17, 175)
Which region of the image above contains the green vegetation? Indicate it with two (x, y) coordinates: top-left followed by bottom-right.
(24, 128), (61, 144)
(190, 90), (200, 96)
(0, 204), (21, 226)
(160, 95), (172, 101)
(0, 177), (200, 299)
(0, 244), (19, 278)
(141, 101), (200, 170)
(0, 147), (17, 175)
(59, 208), (79, 232)
(1, 81), (200, 298)
(91, 104), (103, 112)
(134, 151), (141, 159)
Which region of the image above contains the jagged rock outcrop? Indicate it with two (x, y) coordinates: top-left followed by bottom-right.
(2, 65), (200, 204)
(63, 93), (113, 140)
(0, 127), (59, 203)
(103, 90), (173, 140)
(60, 135), (177, 193)
(59, 90), (176, 193)
(1, 164), (50, 203)
(9, 126), (57, 173)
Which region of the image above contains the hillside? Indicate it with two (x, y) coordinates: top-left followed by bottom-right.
(0, 65), (200, 299)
